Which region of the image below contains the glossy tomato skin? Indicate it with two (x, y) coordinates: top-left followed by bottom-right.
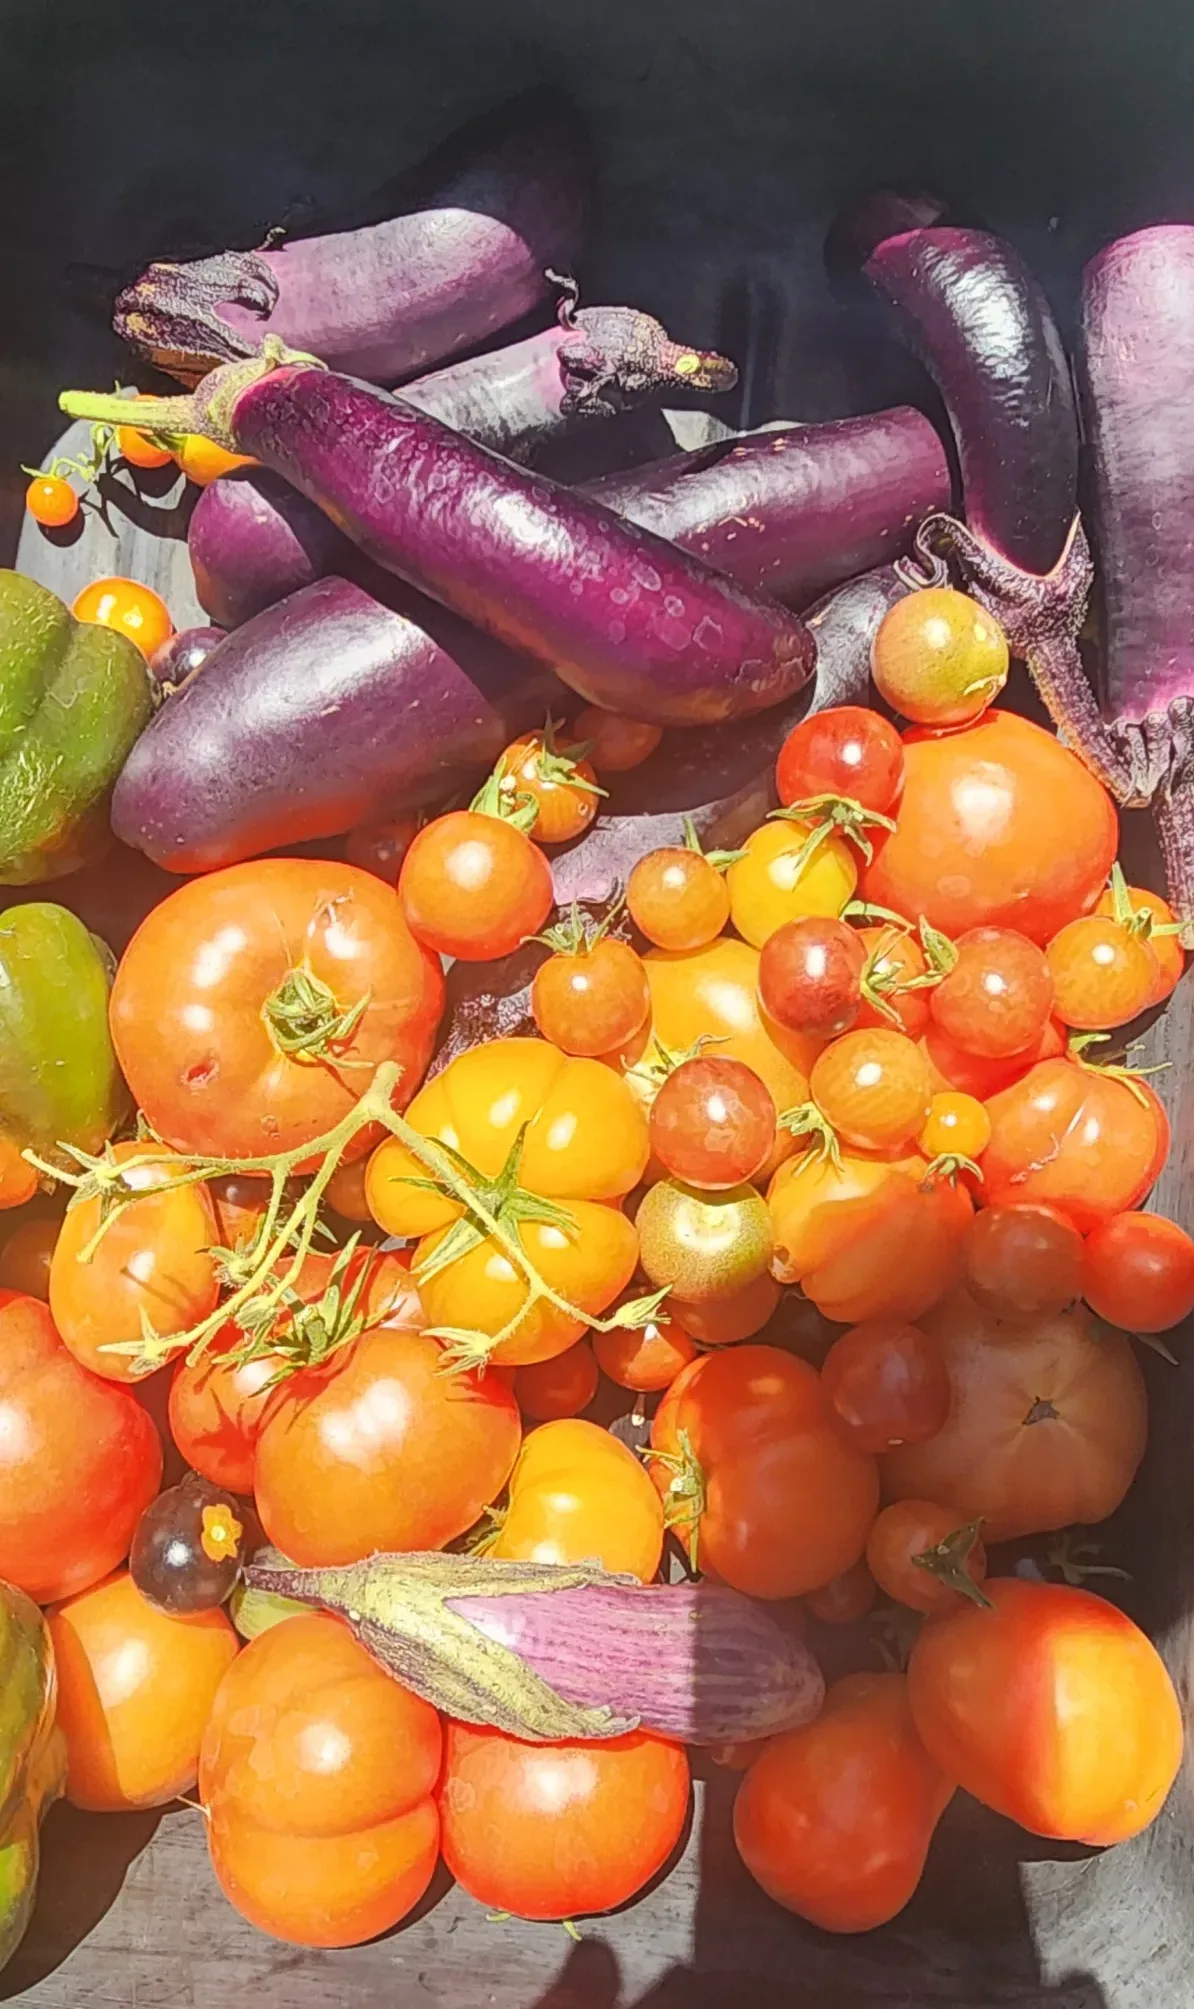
(776, 706), (904, 815)
(169, 1341), (285, 1494)
(648, 1057), (777, 1190)
(964, 1203), (1084, 1322)
(871, 588), (1008, 726)
(821, 1320), (950, 1453)
(253, 1327), (521, 1566)
(0, 1293), (162, 1602)
(399, 810), (553, 959)
(758, 917), (865, 1039)
(512, 1340), (599, 1421)
(733, 1673), (953, 1931)
(929, 928), (1054, 1059)
(982, 1058), (1169, 1231)
(500, 729), (601, 844)
(1095, 883), (1184, 1003)
(727, 818), (857, 949)
(907, 1579), (1182, 1844)
(490, 1417), (664, 1581)
(650, 1345), (879, 1598)
(73, 576), (173, 661)
(593, 1311), (697, 1391)
(530, 937), (650, 1058)
(767, 1151), (971, 1325)
(439, 1721), (690, 1921)
(810, 1028), (931, 1151)
(865, 1500), (988, 1614)
(921, 1013), (1065, 1101)
(1082, 1212), (1194, 1333)
(863, 712), (1118, 943)
(626, 847), (729, 951)
(208, 1803), (440, 1950)
(110, 860), (444, 1162)
(882, 1288), (1147, 1542)
(572, 708), (662, 772)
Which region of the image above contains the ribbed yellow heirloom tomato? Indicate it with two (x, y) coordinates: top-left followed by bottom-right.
(726, 819), (857, 949)
(365, 1039), (648, 1366)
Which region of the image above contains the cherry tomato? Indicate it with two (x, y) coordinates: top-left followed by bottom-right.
(864, 713), (1119, 942)
(650, 1345), (879, 1597)
(1083, 1211), (1194, 1333)
(25, 474), (78, 528)
(921, 1013), (1066, 1100)
(207, 1174), (274, 1251)
(768, 1149), (972, 1326)
(49, 1569), (237, 1811)
(855, 925), (933, 1039)
(871, 588), (1009, 725)
(323, 1157), (373, 1222)
(513, 1340), (599, 1421)
(733, 1673), (954, 1931)
(805, 1560), (876, 1625)
(0, 1293), (162, 1603)
(964, 1202), (1084, 1322)
(821, 1319), (950, 1453)
(727, 818), (857, 949)
(130, 1471), (246, 1614)
(49, 1142), (221, 1381)
(1095, 881), (1184, 1004)
(810, 1028), (931, 1151)
(490, 1417), (663, 1580)
(343, 814), (421, 883)
(758, 916), (865, 1038)
(918, 1091), (990, 1163)
(907, 1579), (1182, 1844)
(169, 1338), (286, 1495)
(637, 1178), (773, 1303)
(649, 1056), (777, 1189)
(500, 725), (602, 843)
(983, 1056), (1169, 1231)
(0, 1213), (56, 1298)
(626, 846), (729, 951)
(1046, 914), (1160, 1030)
(117, 425), (175, 470)
(593, 1309), (697, 1391)
(572, 707), (663, 772)
(440, 1721), (690, 1921)
(399, 809), (553, 960)
(175, 437), (257, 485)
(665, 1271), (782, 1345)
(930, 927), (1053, 1059)
(866, 1500), (988, 1614)
(531, 936), (650, 1057)
(72, 576), (173, 661)
(777, 706), (904, 815)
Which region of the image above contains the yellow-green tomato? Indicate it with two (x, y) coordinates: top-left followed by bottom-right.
(870, 588), (1009, 727)
(635, 1179), (773, 1303)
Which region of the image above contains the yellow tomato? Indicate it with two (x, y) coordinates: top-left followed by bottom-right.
(175, 438), (258, 486)
(726, 819), (857, 948)
(490, 1418), (664, 1581)
(416, 1204), (638, 1367)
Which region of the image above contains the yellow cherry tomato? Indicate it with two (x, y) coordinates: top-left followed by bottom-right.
(726, 820), (857, 949)
(918, 1091), (991, 1162)
(174, 437), (258, 486)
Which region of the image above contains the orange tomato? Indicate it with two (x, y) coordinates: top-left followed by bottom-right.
(72, 576), (173, 661)
(593, 1308), (698, 1390)
(25, 474), (78, 528)
(169, 1340), (285, 1495)
(767, 1150), (971, 1325)
(665, 1272), (782, 1345)
(49, 1569), (237, 1811)
(982, 1056), (1169, 1231)
(805, 1560), (876, 1625)
(117, 425), (175, 470)
(0, 1134), (37, 1209)
(865, 1499), (988, 1614)
(208, 1802), (439, 1949)
(513, 1341), (599, 1420)
(492, 1417), (664, 1581)
(175, 436), (258, 485)
(1095, 881), (1184, 1003)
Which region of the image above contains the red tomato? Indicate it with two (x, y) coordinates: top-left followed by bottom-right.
(648, 1056), (777, 1189)
(805, 1560), (876, 1625)
(513, 1341), (599, 1421)
(399, 810), (553, 959)
(964, 1202), (1084, 1322)
(821, 1319), (950, 1453)
(0, 1293), (162, 1603)
(982, 1057), (1169, 1231)
(776, 705), (904, 814)
(169, 1341), (284, 1494)
(439, 1721), (690, 1920)
(907, 1578), (1182, 1844)
(863, 712), (1118, 942)
(592, 1309), (698, 1390)
(930, 928), (1054, 1059)
(1082, 1211), (1194, 1333)
(921, 1014), (1066, 1100)
(572, 708), (662, 771)
(865, 1500), (988, 1614)
(758, 916), (866, 1039)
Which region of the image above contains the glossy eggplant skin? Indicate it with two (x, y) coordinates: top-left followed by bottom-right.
(189, 469), (352, 629)
(226, 366), (815, 727)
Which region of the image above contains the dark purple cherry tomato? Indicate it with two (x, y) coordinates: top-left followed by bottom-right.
(129, 1469), (248, 1615)
(148, 625), (226, 690)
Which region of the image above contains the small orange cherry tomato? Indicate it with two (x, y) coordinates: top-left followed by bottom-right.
(572, 708), (663, 772)
(500, 724), (604, 843)
(72, 576), (173, 661)
(117, 425), (175, 471)
(918, 1091), (991, 1163)
(25, 474), (79, 528)
(175, 437), (258, 485)
(513, 1339), (599, 1420)
(1095, 881), (1184, 1003)
(0, 1134), (38, 1208)
(399, 809), (553, 960)
(810, 1028), (931, 1151)
(866, 1499), (988, 1614)
(0, 1214), (57, 1298)
(490, 1417), (664, 1581)
(593, 1308), (698, 1390)
(1046, 914), (1160, 1030)
(627, 846), (729, 952)
(531, 935), (650, 1058)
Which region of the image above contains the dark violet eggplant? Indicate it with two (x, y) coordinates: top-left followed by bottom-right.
(65, 355), (816, 728)
(113, 91), (589, 386)
(189, 469), (358, 628)
(835, 200), (1132, 801)
(1081, 226), (1194, 937)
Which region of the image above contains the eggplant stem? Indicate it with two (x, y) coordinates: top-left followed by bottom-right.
(1153, 780), (1194, 947)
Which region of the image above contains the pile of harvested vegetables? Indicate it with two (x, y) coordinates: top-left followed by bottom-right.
(2, 91), (1193, 1961)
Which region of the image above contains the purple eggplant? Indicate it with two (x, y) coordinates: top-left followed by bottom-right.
(1081, 226), (1194, 937)
(65, 357), (816, 728)
(836, 202), (1132, 801)
(113, 91), (589, 386)
(189, 469), (358, 629)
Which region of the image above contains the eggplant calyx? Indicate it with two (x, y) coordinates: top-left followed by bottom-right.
(113, 247), (281, 385)
(911, 511), (1137, 804)
(558, 307), (738, 420)
(60, 335), (324, 452)
(1103, 701), (1194, 944)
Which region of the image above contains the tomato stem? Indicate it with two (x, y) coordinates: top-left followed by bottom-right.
(263, 964), (372, 1064)
(910, 1519), (992, 1608)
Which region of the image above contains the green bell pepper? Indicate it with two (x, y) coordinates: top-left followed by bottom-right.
(0, 902), (127, 1170)
(0, 571), (152, 884)
(0, 1581), (65, 1974)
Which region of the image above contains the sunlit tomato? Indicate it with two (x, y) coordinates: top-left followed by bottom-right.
(72, 576), (173, 661)
(871, 587), (1008, 726)
(907, 1579), (1182, 1844)
(0, 1292), (162, 1603)
(882, 1288), (1147, 1541)
(727, 818), (857, 949)
(175, 437), (257, 484)
(649, 1056), (777, 1189)
(440, 1721), (690, 1921)
(169, 1341), (285, 1494)
(930, 928), (1053, 1058)
(758, 916), (865, 1038)
(208, 1802), (439, 1950)
(0, 1213), (57, 1298)
(863, 713), (1118, 942)
(810, 1027), (931, 1151)
(637, 1178), (772, 1304)
(253, 1327), (521, 1566)
(49, 1569), (237, 1811)
(25, 473), (78, 528)
(1095, 881), (1184, 1003)
(491, 1417), (664, 1580)
(733, 1673), (954, 1931)
(650, 1345), (879, 1597)
(421, 1205), (638, 1369)
(918, 1091), (990, 1164)
(500, 726), (602, 843)
(866, 1500), (988, 1614)
(0, 1133), (38, 1210)
(921, 1013), (1066, 1100)
(111, 859), (443, 1164)
(117, 425), (175, 470)
(855, 925), (933, 1039)
(821, 1319), (950, 1453)
(768, 1151), (972, 1325)
(776, 706), (904, 815)
(399, 809), (553, 959)
(513, 1340), (599, 1421)
(1046, 914), (1159, 1030)
(964, 1203), (1083, 1322)
(531, 937), (650, 1057)
(626, 845), (729, 951)
(572, 707), (662, 771)
(593, 1308), (697, 1390)
(982, 1056), (1169, 1231)
(805, 1560), (876, 1625)
(49, 1143), (220, 1381)
(1083, 1211), (1194, 1333)
(343, 813), (421, 883)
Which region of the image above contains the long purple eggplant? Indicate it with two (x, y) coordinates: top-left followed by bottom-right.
(1081, 226), (1194, 938)
(835, 200), (1132, 801)
(112, 91), (589, 386)
(65, 355), (816, 728)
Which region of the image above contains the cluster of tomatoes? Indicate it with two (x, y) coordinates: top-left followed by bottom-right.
(25, 418), (254, 530)
(0, 581), (1188, 1947)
